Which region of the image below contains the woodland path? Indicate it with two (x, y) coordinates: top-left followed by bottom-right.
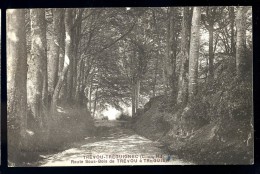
(38, 120), (192, 166)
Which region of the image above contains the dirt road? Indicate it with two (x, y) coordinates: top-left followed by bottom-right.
(39, 120), (192, 166)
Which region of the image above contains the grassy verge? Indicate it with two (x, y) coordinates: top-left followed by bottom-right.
(132, 73), (253, 164)
(8, 106), (95, 166)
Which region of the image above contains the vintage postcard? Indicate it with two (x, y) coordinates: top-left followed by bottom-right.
(0, 9), (1, 165)
(7, 7), (253, 166)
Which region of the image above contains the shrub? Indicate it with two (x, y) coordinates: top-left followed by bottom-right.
(116, 113), (132, 121)
(8, 105), (95, 166)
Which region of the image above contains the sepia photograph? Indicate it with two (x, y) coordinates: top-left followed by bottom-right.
(0, 9), (1, 164)
(7, 7), (253, 167)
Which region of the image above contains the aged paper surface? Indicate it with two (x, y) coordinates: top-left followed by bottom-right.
(7, 7), (253, 166)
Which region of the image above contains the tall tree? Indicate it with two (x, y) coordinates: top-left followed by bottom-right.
(42, 12), (48, 108)
(188, 7), (201, 101)
(58, 11), (66, 102)
(72, 9), (84, 102)
(177, 7), (190, 105)
(28, 9), (49, 143)
(52, 9), (73, 111)
(151, 9), (160, 97)
(49, 9), (63, 97)
(229, 6), (235, 56)
(129, 39), (149, 115)
(66, 9), (76, 103)
(202, 7), (225, 82)
(236, 6), (249, 79)
(7, 9), (28, 161)
(28, 9), (48, 131)
(163, 7), (179, 101)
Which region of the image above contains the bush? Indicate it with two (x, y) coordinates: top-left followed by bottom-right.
(132, 96), (171, 140)
(101, 116), (109, 120)
(48, 106), (95, 150)
(8, 105), (95, 166)
(132, 62), (253, 164)
(166, 66), (253, 164)
(116, 113), (132, 121)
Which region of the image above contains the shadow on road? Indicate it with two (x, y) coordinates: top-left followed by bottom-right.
(38, 120), (192, 166)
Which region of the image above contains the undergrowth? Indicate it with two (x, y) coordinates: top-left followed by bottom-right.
(132, 60), (253, 164)
(8, 105), (95, 166)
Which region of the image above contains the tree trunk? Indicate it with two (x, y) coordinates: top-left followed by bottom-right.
(170, 9), (178, 103)
(52, 9), (73, 112)
(71, 34), (78, 102)
(58, 12), (66, 103)
(236, 6), (249, 79)
(42, 55), (48, 109)
(42, 11), (48, 109)
(7, 9), (28, 163)
(72, 11), (83, 101)
(81, 60), (88, 105)
(28, 9), (48, 131)
(163, 8), (173, 96)
(229, 7), (235, 56)
(65, 10), (75, 104)
(75, 58), (83, 103)
(177, 7), (190, 105)
(89, 81), (93, 113)
(135, 79), (140, 111)
(49, 9), (62, 97)
(93, 85), (99, 118)
(66, 52), (74, 103)
(52, 62), (69, 112)
(58, 10), (65, 77)
(164, 7), (178, 103)
(152, 11), (159, 98)
(188, 7), (201, 101)
(77, 59), (86, 105)
(152, 56), (159, 97)
(208, 26), (214, 82)
(132, 80), (136, 116)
